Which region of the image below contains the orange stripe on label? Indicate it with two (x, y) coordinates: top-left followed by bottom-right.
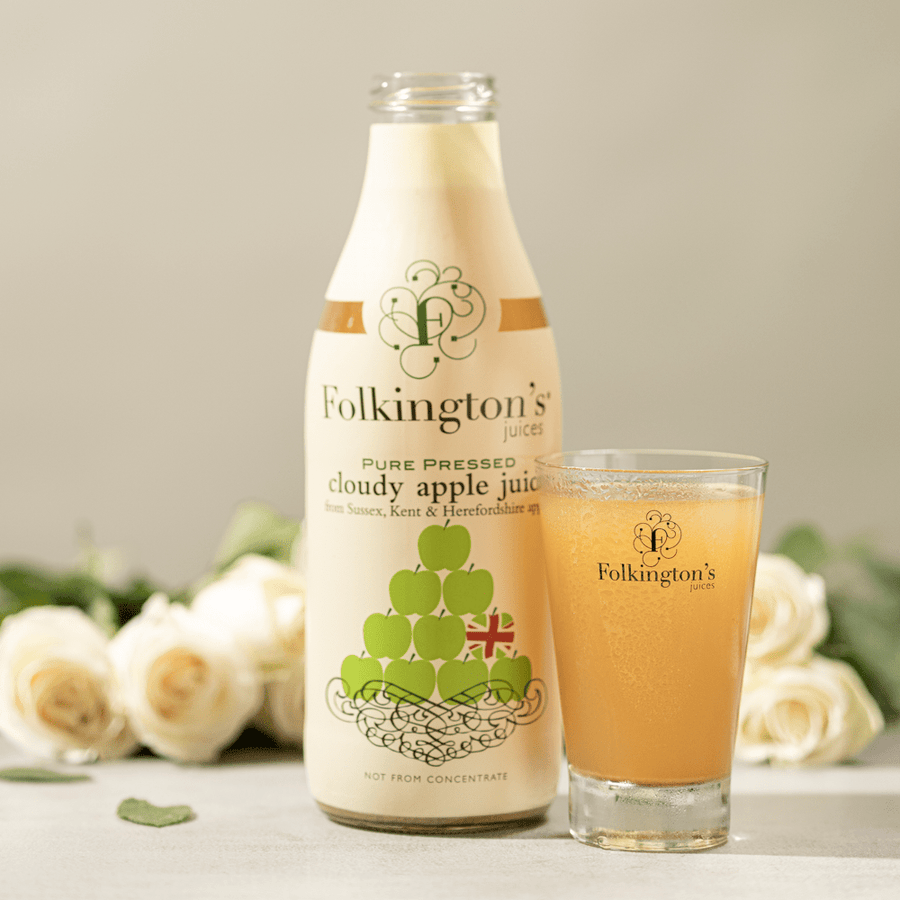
(318, 301), (365, 333)
(499, 297), (548, 331)
(319, 297), (547, 334)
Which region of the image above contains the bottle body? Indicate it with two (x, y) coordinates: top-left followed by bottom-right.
(304, 92), (562, 830)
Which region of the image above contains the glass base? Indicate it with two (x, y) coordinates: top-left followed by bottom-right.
(568, 767), (730, 851)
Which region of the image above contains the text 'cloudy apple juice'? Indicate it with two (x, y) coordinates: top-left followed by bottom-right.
(303, 74), (562, 832)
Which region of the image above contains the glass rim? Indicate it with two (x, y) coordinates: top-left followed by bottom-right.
(370, 72), (497, 111)
(535, 449), (768, 475)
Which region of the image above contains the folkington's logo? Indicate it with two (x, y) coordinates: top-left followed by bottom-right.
(378, 260), (486, 379)
(633, 510), (681, 567)
(597, 509), (716, 590)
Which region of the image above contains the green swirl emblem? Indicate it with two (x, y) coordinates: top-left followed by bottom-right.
(378, 260), (486, 379)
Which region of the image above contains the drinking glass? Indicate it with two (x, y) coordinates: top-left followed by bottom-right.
(536, 450), (767, 851)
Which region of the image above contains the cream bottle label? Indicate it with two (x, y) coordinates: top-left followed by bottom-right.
(305, 258), (561, 819)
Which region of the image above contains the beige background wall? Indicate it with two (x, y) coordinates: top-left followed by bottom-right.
(2, 1), (898, 588)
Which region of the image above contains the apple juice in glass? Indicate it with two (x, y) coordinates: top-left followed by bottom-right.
(537, 450), (766, 851)
(303, 74), (562, 832)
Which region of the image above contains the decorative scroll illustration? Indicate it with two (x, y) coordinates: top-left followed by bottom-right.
(326, 677), (547, 767)
(378, 260), (486, 379)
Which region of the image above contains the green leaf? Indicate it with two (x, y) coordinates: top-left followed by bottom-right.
(0, 564), (113, 627)
(0, 560), (178, 630)
(774, 524), (831, 573)
(212, 501), (302, 572)
(818, 548), (900, 723)
(0, 767), (91, 783)
(0, 567), (58, 621)
(117, 798), (194, 827)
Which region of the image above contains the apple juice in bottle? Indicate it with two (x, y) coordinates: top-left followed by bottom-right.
(304, 73), (562, 831)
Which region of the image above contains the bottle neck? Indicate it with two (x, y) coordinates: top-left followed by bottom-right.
(370, 73), (496, 124)
(360, 120), (506, 192)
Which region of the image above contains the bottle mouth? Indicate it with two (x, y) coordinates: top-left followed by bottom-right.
(370, 72), (496, 122)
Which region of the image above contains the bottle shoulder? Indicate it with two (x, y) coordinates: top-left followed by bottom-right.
(327, 188), (539, 301)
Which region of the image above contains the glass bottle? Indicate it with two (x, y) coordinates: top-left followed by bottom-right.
(304, 72), (562, 832)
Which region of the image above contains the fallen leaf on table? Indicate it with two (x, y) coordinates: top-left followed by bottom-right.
(116, 797), (194, 827)
(0, 767), (91, 783)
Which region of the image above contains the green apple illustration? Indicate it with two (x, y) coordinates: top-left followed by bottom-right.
(388, 567), (441, 615)
(384, 658), (436, 705)
(442, 565), (493, 615)
(363, 610), (412, 660)
(340, 655), (383, 702)
(413, 613), (465, 661)
(417, 522), (471, 571)
(437, 657), (489, 706)
(490, 652), (532, 703)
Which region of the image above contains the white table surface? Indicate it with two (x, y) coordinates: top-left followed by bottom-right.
(2, 729), (898, 900)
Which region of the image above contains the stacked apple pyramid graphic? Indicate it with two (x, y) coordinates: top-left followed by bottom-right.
(340, 522), (532, 708)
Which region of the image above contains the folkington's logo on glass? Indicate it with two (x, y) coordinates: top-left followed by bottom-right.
(597, 510), (716, 590)
(378, 260), (486, 379)
(634, 510), (681, 565)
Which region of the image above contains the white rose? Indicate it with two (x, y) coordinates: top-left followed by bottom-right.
(253, 663), (305, 748)
(109, 593), (262, 763)
(0, 606), (136, 763)
(736, 655), (884, 766)
(191, 554), (305, 681)
(747, 553), (829, 665)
